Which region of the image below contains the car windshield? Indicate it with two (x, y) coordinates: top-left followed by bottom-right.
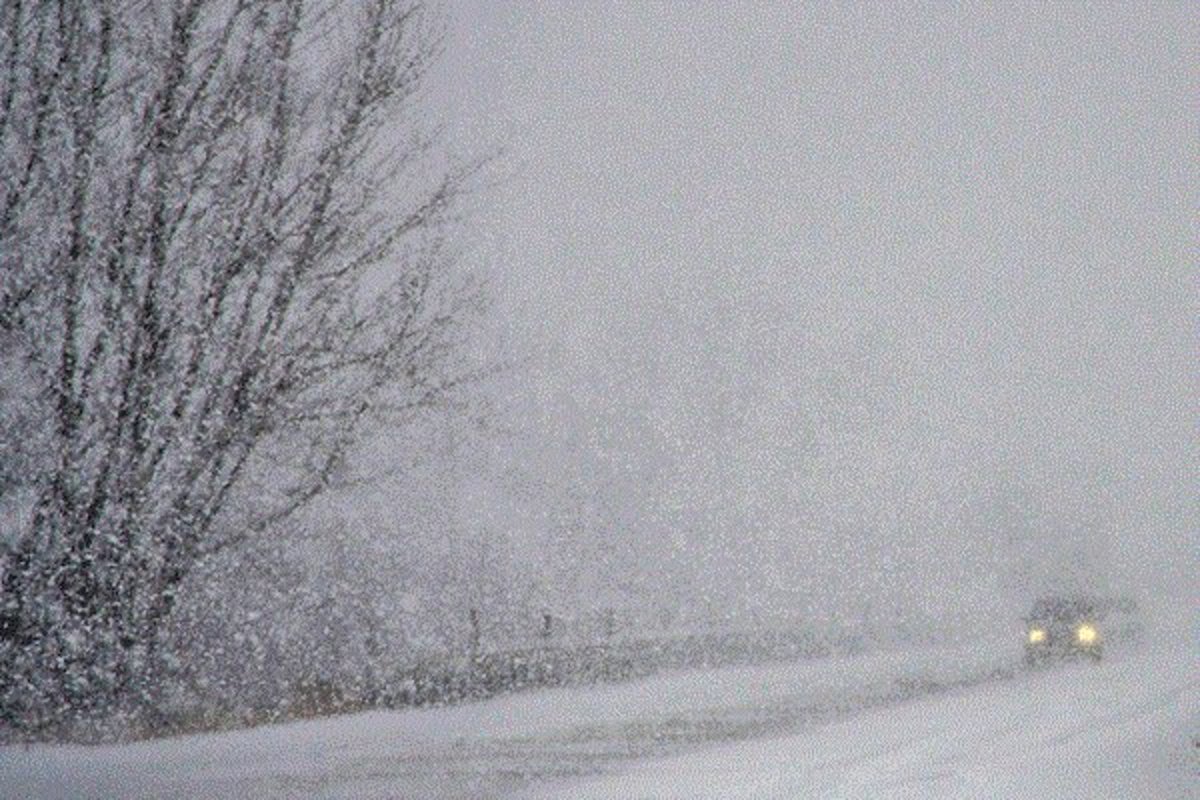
(1030, 597), (1096, 623)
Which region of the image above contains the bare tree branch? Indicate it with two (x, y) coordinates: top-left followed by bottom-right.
(0, 0), (485, 736)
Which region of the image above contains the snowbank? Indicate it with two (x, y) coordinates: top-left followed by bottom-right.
(0, 639), (1012, 799)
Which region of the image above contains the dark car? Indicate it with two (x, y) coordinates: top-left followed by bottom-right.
(1023, 595), (1104, 666)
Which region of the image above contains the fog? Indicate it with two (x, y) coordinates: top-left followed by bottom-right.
(2, 3), (1196, 792)
(420, 1), (1195, 633)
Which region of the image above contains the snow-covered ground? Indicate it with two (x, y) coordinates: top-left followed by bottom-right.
(1, 623), (1194, 799)
(526, 636), (1197, 800)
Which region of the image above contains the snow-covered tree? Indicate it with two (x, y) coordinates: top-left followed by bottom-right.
(0, 0), (478, 736)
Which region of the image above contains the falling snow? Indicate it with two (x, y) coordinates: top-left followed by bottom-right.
(1, 1), (1195, 797)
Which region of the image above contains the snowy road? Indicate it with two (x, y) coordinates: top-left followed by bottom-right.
(1, 630), (1195, 799)
(528, 636), (1198, 800)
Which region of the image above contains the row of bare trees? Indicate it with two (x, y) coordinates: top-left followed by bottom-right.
(0, 0), (481, 737)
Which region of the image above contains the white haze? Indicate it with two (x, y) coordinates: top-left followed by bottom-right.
(380, 2), (1195, 638)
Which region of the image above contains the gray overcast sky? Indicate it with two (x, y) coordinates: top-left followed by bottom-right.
(425, 2), (1196, 620)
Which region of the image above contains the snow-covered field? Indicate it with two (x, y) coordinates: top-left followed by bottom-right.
(1, 624), (1194, 799)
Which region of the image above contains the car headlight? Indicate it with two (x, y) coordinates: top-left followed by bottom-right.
(1076, 623), (1098, 644)
(1028, 628), (1046, 644)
